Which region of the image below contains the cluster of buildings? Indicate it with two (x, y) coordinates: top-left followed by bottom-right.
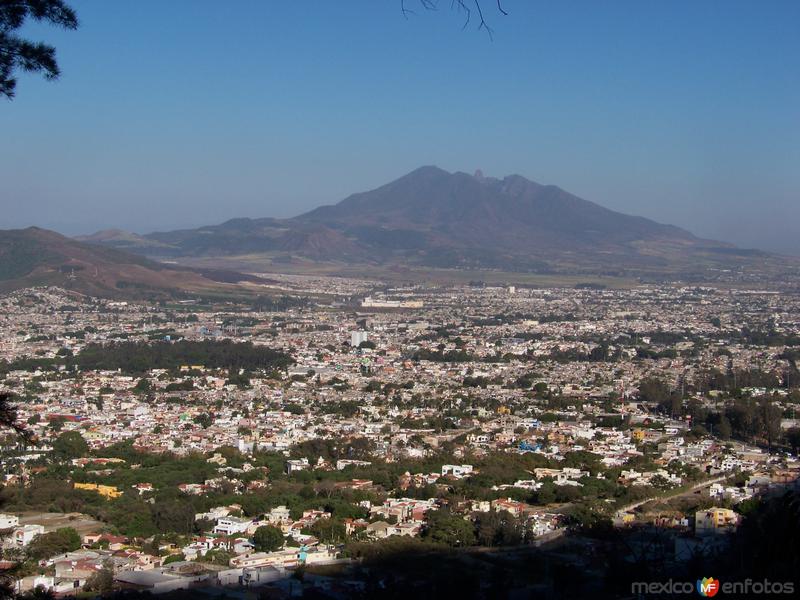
(1, 280), (800, 595)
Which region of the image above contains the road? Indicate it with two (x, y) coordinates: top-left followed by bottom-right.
(615, 475), (729, 515)
(17, 511), (105, 534)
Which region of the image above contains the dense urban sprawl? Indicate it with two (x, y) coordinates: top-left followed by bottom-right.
(1, 280), (799, 596)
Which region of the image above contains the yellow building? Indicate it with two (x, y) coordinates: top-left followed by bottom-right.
(695, 507), (739, 535)
(74, 483), (122, 499)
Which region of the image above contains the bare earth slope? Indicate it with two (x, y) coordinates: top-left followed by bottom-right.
(0, 227), (257, 298)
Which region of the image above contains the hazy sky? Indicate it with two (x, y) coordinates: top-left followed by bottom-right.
(1, 1), (798, 254)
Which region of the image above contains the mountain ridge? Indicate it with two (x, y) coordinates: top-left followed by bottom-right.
(74, 166), (788, 278)
(0, 227), (265, 298)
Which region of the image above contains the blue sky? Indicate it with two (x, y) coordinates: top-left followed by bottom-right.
(1, 0), (798, 254)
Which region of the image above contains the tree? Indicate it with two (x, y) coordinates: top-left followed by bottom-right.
(535, 482), (557, 505)
(310, 518), (346, 544)
(0, 0), (79, 99)
(162, 553), (185, 564)
(474, 510), (521, 546)
(667, 392), (683, 418)
(786, 427), (800, 455)
(203, 548), (234, 566)
(649, 474), (672, 490)
(19, 586), (56, 600)
(52, 430), (88, 459)
(84, 564), (114, 595)
(562, 450), (602, 475)
(193, 413), (212, 429)
(252, 525), (284, 552)
(74, 339), (293, 373)
(422, 509), (475, 547)
(152, 501), (195, 534)
(565, 504), (613, 536)
(0, 392), (32, 444)
(759, 398), (782, 450)
(637, 377), (670, 405)
(402, 0), (508, 39)
(717, 415), (733, 439)
(27, 527), (81, 559)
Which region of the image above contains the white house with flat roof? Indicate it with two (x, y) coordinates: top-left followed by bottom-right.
(12, 524), (44, 547)
(0, 514), (19, 529)
(214, 517), (251, 536)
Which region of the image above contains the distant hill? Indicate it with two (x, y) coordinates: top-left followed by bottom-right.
(75, 228), (175, 253)
(80, 166), (787, 278)
(0, 227), (261, 298)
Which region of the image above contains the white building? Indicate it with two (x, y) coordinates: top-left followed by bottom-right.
(241, 565), (283, 587)
(441, 464), (474, 478)
(336, 459), (372, 470)
(214, 517), (252, 536)
(285, 458), (310, 475)
(266, 506), (292, 524)
(12, 524), (45, 547)
(0, 514), (19, 529)
(350, 331), (369, 347)
(195, 506), (231, 522)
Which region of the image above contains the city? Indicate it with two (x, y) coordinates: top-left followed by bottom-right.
(2, 1), (799, 598)
(0, 280), (797, 596)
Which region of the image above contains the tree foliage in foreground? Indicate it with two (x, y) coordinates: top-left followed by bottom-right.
(0, 0), (78, 99)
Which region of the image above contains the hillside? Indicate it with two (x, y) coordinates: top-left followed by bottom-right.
(0, 227), (259, 298)
(80, 167), (788, 278)
(295, 166), (720, 272)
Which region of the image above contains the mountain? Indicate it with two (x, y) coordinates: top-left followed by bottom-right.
(75, 228), (175, 253)
(294, 166), (715, 272)
(0, 227), (261, 298)
(82, 167), (782, 278)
